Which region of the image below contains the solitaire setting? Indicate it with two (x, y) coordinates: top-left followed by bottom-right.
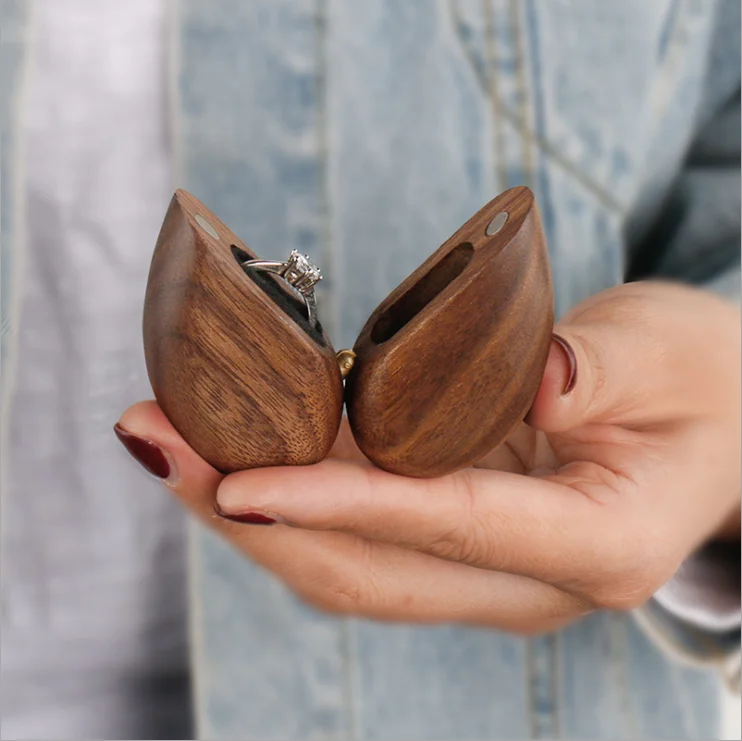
(282, 250), (322, 295)
(241, 250), (322, 328)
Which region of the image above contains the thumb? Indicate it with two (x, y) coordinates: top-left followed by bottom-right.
(525, 328), (634, 432)
(525, 282), (740, 433)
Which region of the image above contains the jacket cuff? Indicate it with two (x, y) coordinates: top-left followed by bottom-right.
(633, 541), (741, 692)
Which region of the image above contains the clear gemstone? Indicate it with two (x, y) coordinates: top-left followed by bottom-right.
(284, 250), (321, 293)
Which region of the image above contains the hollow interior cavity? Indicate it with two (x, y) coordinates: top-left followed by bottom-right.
(370, 242), (474, 344)
(231, 245), (326, 345)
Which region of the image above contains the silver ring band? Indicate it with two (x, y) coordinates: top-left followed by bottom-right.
(241, 250), (322, 329)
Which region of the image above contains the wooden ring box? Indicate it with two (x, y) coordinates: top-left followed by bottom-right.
(143, 186), (554, 478)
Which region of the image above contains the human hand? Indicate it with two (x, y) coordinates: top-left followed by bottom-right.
(116, 281), (740, 634)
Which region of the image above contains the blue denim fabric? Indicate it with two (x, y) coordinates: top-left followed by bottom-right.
(172, 1), (739, 739)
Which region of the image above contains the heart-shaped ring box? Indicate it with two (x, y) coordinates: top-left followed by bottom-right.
(143, 186), (553, 478)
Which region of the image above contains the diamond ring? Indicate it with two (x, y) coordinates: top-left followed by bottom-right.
(241, 250), (322, 329)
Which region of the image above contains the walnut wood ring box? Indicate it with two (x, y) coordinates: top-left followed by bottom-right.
(143, 186), (554, 478)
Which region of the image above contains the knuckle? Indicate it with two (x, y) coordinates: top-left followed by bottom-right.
(589, 575), (658, 611)
(295, 541), (382, 617)
(568, 514), (679, 611)
(580, 340), (610, 414)
(427, 473), (496, 567)
(584, 546), (672, 611)
(428, 525), (478, 563)
(325, 581), (368, 615)
(298, 577), (367, 616)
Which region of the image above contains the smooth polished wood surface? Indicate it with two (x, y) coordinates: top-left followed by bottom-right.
(346, 186), (554, 477)
(144, 187), (553, 478)
(143, 190), (343, 473)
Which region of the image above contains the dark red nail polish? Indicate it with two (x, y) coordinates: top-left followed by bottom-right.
(551, 334), (577, 395)
(214, 502), (278, 525)
(114, 423), (171, 479)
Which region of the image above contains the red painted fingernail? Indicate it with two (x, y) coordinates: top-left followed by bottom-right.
(551, 334), (577, 395)
(214, 502), (279, 526)
(114, 423), (172, 479)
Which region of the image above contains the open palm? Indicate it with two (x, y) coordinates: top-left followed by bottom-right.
(119, 282), (740, 633)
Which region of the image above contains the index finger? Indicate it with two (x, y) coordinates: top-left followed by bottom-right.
(215, 458), (621, 591)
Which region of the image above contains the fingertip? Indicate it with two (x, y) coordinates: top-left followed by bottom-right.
(215, 457), (376, 529)
(215, 464), (307, 512)
(117, 400), (173, 439)
(218, 457), (348, 501)
(115, 400), (224, 516)
(117, 400), (196, 467)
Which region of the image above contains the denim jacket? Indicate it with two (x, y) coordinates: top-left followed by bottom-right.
(2, 1), (740, 739)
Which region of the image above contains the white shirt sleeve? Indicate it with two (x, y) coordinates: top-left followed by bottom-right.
(635, 541), (741, 693)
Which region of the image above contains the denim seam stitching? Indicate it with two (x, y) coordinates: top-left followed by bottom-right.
(449, 0), (624, 213)
(482, 0), (507, 193)
(612, 612), (640, 740)
(314, 0), (339, 344)
(510, 0), (536, 191)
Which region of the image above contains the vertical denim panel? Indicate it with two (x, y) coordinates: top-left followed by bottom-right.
(526, 633), (560, 739)
(177, 0), (338, 336)
(523, 0), (671, 208)
(557, 613), (720, 740)
(176, 0), (727, 738)
(522, 0), (630, 318)
(178, 2), (352, 738)
(557, 614), (634, 740)
(191, 529), (351, 740)
(324, 0), (496, 347)
(353, 623), (528, 741)
(625, 0), (718, 243)
(623, 615), (720, 740)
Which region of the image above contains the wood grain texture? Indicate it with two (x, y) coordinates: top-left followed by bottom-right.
(143, 190), (343, 473)
(346, 186), (554, 478)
